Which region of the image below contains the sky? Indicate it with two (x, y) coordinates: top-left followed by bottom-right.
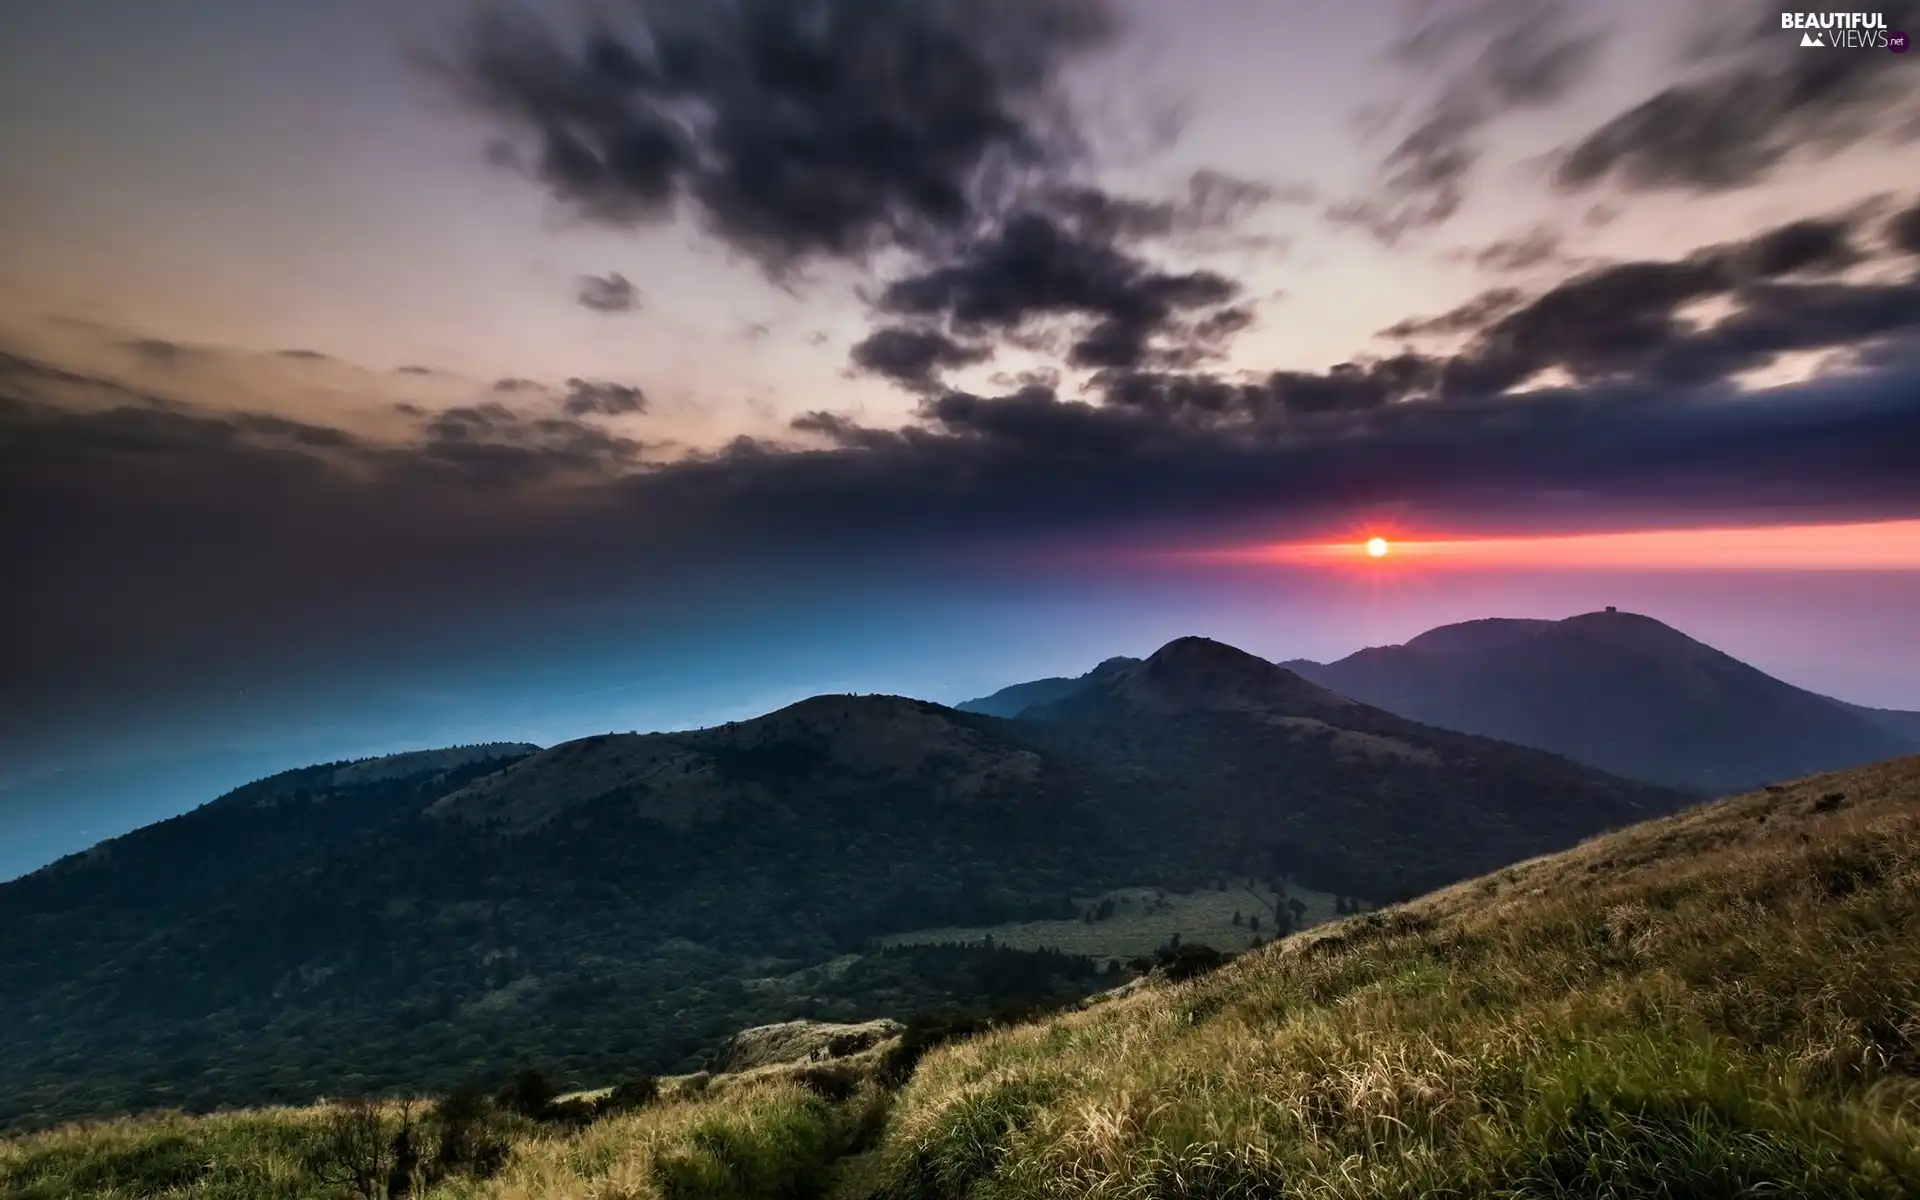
(3, 0), (1920, 875)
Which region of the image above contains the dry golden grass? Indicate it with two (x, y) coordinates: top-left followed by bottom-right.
(0, 1081), (878, 1200)
(460, 1079), (880, 1200)
(870, 757), (1920, 1198)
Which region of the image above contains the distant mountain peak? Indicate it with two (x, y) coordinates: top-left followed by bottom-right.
(1108, 637), (1346, 715)
(1290, 609), (1917, 791)
(1556, 608), (1712, 657)
(1401, 617), (1554, 655)
(1395, 610), (1697, 659)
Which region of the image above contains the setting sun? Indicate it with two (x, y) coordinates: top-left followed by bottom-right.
(1365, 537), (1391, 558)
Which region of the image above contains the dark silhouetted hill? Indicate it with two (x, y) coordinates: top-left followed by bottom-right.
(1284, 610), (1919, 792)
(1022, 637), (1680, 905)
(956, 656), (1141, 717)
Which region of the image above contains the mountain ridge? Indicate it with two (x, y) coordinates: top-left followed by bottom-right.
(955, 656), (1142, 717)
(1285, 609), (1918, 791)
(1020, 636), (1679, 900)
(0, 635), (1679, 1127)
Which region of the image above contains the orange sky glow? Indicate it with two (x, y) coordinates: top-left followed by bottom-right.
(1190, 519), (1920, 572)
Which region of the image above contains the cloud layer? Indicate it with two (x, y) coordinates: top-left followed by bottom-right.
(9, 0), (1920, 769)
(442, 0), (1119, 274)
(1557, 0), (1920, 193)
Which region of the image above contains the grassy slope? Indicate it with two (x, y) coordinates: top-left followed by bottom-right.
(0, 1083), (875, 1200)
(872, 755), (1920, 1198)
(9, 756), (1917, 1199)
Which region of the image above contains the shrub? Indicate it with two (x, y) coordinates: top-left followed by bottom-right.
(429, 1082), (510, 1179)
(601, 1073), (662, 1115)
(1128, 940), (1233, 981)
(792, 1062), (865, 1102)
(308, 1098), (398, 1200)
(494, 1066), (557, 1120)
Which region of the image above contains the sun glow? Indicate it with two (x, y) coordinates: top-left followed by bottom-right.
(1187, 519), (1920, 572)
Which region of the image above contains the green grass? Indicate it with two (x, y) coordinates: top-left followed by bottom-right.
(0, 1107), (343, 1199)
(879, 882), (1347, 964)
(9, 757), (1918, 1199)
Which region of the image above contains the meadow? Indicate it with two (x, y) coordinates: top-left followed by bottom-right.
(878, 882), (1348, 964)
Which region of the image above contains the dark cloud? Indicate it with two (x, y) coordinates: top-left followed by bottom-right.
(877, 211), (1241, 370)
(788, 410), (897, 451)
(1556, 0), (1920, 193)
(1641, 278), (1920, 386)
(1095, 353), (1443, 424)
(1334, 1), (1605, 243)
(561, 378), (647, 416)
(1436, 213), (1882, 393)
(409, 399), (643, 484)
(274, 349), (335, 362)
(1471, 228), (1563, 272)
(119, 338), (206, 367)
(577, 271), (642, 313)
(601, 360), (1920, 545)
(1362, 213), (1881, 384)
(438, 0), (1119, 275)
(1448, 259), (1732, 391)
(1722, 216), (1861, 279)
(1040, 169), (1306, 246)
(1889, 197), (1920, 256)
(1380, 287), (1527, 339)
(492, 377), (545, 393)
(851, 326), (993, 391)
(394, 365), (439, 376)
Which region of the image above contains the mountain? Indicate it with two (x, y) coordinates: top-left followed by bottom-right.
(1284, 609), (1920, 793)
(1021, 637), (1680, 901)
(0, 642), (1678, 1127)
(956, 656), (1141, 717)
(0, 743), (553, 883)
(1841, 700), (1920, 745)
(0, 709), (1132, 1127)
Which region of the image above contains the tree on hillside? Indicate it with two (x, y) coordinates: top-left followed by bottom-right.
(313, 1097), (415, 1200)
